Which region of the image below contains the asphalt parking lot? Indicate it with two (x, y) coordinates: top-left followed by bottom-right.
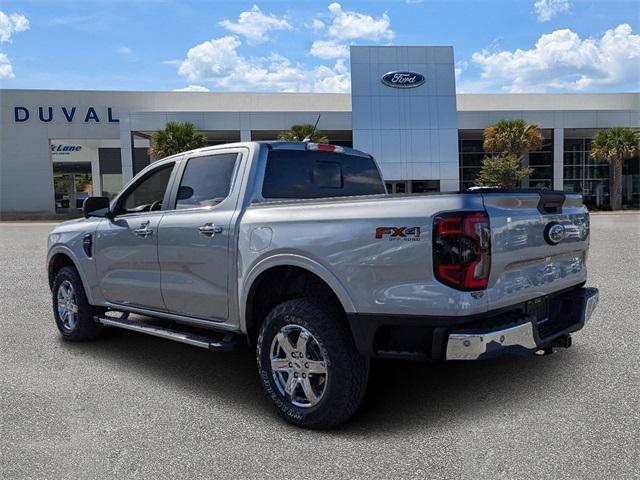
(0, 214), (638, 479)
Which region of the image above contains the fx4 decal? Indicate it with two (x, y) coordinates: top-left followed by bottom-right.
(375, 227), (421, 241)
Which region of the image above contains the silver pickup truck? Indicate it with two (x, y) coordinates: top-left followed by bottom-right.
(47, 141), (598, 429)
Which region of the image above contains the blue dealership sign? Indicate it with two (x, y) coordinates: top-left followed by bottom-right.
(381, 71), (426, 89)
(14, 106), (119, 123)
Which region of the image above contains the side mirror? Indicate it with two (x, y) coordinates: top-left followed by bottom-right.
(82, 197), (111, 218)
(177, 185), (194, 201)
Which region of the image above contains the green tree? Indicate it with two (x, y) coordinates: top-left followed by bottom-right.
(278, 124), (329, 143)
(148, 122), (207, 159)
(475, 155), (534, 189)
(483, 119), (544, 157)
(476, 119), (544, 189)
(590, 127), (640, 210)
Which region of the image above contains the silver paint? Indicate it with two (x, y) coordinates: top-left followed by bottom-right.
(47, 142), (591, 336)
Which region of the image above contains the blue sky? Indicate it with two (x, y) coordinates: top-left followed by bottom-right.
(0, 0), (638, 93)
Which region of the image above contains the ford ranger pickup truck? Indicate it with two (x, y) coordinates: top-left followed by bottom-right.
(47, 141), (599, 429)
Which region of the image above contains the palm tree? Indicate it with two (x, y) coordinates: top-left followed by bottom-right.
(590, 127), (640, 210)
(483, 119), (544, 158)
(278, 124), (329, 143)
(476, 119), (544, 189)
(148, 122), (207, 159)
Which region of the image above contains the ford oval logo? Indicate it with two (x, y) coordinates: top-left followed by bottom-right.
(545, 222), (566, 245)
(381, 71), (425, 89)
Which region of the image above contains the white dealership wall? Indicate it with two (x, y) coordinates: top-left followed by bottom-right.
(0, 45), (638, 215)
(0, 90), (351, 214)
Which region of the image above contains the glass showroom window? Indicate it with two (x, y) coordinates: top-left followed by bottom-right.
(528, 132), (554, 189)
(460, 130), (554, 190)
(51, 140), (93, 213)
(411, 180), (440, 193)
(563, 138), (610, 208)
(98, 148), (123, 199)
(458, 136), (485, 191)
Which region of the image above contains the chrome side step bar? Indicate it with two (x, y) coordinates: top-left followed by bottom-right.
(94, 316), (237, 351)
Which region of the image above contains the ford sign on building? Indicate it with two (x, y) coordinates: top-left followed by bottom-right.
(0, 45), (639, 216)
(381, 71), (426, 88)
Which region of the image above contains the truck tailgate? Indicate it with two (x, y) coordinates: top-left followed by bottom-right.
(482, 192), (590, 311)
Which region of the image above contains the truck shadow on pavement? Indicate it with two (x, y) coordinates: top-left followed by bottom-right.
(351, 354), (571, 434)
(62, 325), (574, 434)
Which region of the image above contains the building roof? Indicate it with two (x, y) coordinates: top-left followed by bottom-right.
(456, 93), (640, 111)
(2, 89), (638, 112)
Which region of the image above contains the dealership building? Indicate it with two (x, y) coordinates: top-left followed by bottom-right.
(1, 45), (638, 216)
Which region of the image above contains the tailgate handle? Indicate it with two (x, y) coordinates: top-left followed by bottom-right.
(537, 192), (565, 214)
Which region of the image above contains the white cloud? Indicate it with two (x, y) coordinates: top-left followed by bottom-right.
(219, 5), (291, 45)
(312, 59), (351, 93)
(325, 3), (393, 41)
(118, 46), (134, 56)
(0, 12), (28, 78)
(308, 3), (393, 59)
(0, 11), (29, 43)
(173, 85), (210, 92)
(178, 36), (243, 81)
(454, 60), (468, 81)
(534, 0), (570, 22)
(309, 18), (325, 32)
(0, 52), (14, 79)
(177, 35), (350, 93)
(310, 39), (349, 59)
(471, 24), (640, 92)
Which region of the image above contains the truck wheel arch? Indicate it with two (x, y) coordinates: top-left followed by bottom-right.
(48, 252), (78, 289)
(241, 255), (356, 345)
(47, 249), (95, 305)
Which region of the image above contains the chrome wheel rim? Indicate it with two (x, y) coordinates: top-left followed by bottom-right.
(57, 280), (78, 331)
(270, 324), (328, 408)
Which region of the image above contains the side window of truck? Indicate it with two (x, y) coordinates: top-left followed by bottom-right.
(119, 163), (174, 214)
(174, 153), (239, 209)
(262, 150), (385, 199)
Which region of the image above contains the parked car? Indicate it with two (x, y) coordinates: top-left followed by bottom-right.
(47, 141), (598, 429)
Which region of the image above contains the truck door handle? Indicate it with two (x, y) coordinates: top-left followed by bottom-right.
(198, 223), (223, 236)
(134, 221), (154, 238)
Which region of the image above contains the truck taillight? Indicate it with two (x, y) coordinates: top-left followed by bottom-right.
(433, 211), (491, 291)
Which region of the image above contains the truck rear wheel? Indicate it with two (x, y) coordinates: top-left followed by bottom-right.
(256, 298), (369, 429)
(52, 266), (102, 341)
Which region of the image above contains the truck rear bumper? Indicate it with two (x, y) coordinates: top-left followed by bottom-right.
(347, 286), (599, 361)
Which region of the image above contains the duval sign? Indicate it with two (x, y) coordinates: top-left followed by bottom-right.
(14, 106), (119, 123)
(381, 71), (425, 88)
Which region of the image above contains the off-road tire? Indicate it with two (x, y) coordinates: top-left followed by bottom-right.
(256, 298), (369, 429)
(52, 266), (103, 341)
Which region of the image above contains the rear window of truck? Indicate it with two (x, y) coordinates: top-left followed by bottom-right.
(262, 149), (386, 199)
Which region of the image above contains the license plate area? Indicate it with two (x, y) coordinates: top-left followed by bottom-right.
(526, 296), (550, 325)
(533, 287), (599, 341)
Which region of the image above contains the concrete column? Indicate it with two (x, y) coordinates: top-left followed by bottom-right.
(119, 116), (134, 184)
(91, 149), (101, 196)
(553, 127), (564, 190)
(240, 129), (251, 141)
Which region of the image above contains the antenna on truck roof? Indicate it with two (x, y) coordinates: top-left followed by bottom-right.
(302, 114), (321, 143)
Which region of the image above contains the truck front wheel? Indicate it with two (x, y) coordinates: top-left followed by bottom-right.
(256, 298), (369, 429)
(52, 266), (102, 341)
